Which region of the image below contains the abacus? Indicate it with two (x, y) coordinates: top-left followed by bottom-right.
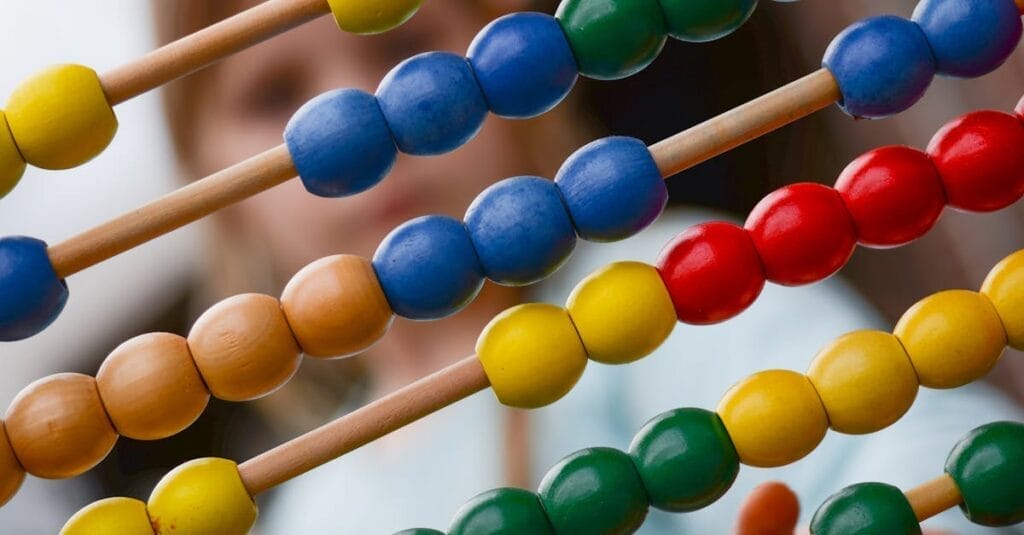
(0, 0), (1021, 533)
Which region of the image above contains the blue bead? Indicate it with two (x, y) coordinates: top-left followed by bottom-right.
(913, 0), (1023, 78)
(373, 215), (484, 320)
(823, 16), (937, 119)
(284, 89), (397, 198)
(554, 136), (667, 242)
(465, 176), (577, 286)
(377, 52), (488, 156)
(0, 236), (68, 341)
(468, 12), (579, 119)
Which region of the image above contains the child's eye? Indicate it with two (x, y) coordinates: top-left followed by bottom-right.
(241, 68), (306, 122)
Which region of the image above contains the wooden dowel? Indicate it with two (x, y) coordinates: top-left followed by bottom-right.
(47, 144), (297, 278)
(649, 68), (841, 178)
(237, 355), (491, 495)
(905, 473), (963, 522)
(101, 0), (330, 105)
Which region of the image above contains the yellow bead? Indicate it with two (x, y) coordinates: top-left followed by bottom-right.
(806, 330), (918, 435)
(894, 290), (1006, 389)
(147, 458), (257, 535)
(566, 261), (676, 365)
(981, 249), (1024, 351)
(0, 112), (25, 197)
(717, 370), (828, 468)
(327, 0), (423, 34)
(476, 303), (588, 409)
(6, 64), (117, 169)
(61, 497), (154, 535)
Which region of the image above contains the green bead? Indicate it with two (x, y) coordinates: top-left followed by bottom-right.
(539, 447), (650, 534)
(394, 529), (445, 535)
(449, 488), (555, 535)
(628, 408), (739, 512)
(657, 0), (757, 42)
(945, 421), (1024, 527)
(810, 482), (921, 535)
(556, 0), (667, 80)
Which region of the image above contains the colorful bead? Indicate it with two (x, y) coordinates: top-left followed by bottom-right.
(628, 408), (738, 512)
(61, 497), (155, 535)
(927, 110), (1024, 212)
(657, 222), (765, 324)
(809, 482), (922, 535)
(566, 261), (675, 365)
(893, 290), (1006, 389)
(806, 330), (918, 435)
(188, 294), (302, 402)
(449, 488), (555, 535)
(981, 249), (1024, 351)
(373, 215), (484, 320)
(147, 458), (257, 535)
(0, 112), (25, 198)
(326, 0), (422, 34)
(96, 333), (210, 441)
(657, 0), (757, 42)
(376, 52), (488, 156)
(468, 13), (578, 119)
(395, 530), (444, 535)
(717, 370), (828, 467)
(5, 373), (117, 479)
(744, 183), (857, 286)
(0, 236), (68, 341)
(555, 0), (667, 80)
(822, 16), (936, 119)
(284, 89), (397, 198)
(476, 303), (588, 409)
(464, 176), (576, 286)
(5, 64), (117, 169)
(945, 421), (1024, 526)
(539, 447), (649, 534)
(0, 422), (23, 507)
(912, 0), (1023, 78)
(555, 136), (667, 242)
(281, 254), (394, 358)
(737, 482), (801, 535)
(834, 146), (946, 248)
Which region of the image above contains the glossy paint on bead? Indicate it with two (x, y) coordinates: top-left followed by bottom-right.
(0, 236), (68, 341)
(395, 530), (444, 535)
(374, 215), (484, 320)
(61, 497), (155, 535)
(657, 0), (757, 42)
(822, 16), (936, 119)
(981, 249), (1024, 350)
(147, 458), (257, 535)
(449, 488), (555, 535)
(0, 422), (23, 507)
(468, 13), (578, 119)
(539, 447), (650, 534)
(556, 0), (667, 80)
(465, 176), (576, 286)
(326, 0), (422, 34)
(0, 112), (25, 198)
(810, 482), (922, 535)
(945, 421), (1024, 526)
(555, 136), (667, 242)
(377, 52), (488, 156)
(912, 0), (1023, 78)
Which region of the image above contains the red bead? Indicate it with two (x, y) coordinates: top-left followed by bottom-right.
(928, 110), (1024, 212)
(835, 146), (946, 248)
(656, 222), (765, 325)
(745, 183), (857, 286)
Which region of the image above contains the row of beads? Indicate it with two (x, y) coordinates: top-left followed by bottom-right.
(811, 421), (1024, 532)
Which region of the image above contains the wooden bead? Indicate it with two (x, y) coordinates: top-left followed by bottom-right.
(476, 303), (588, 409)
(60, 497), (155, 535)
(96, 333), (210, 440)
(5, 373), (117, 479)
(717, 370), (828, 468)
(806, 330), (919, 435)
(539, 447), (649, 534)
(566, 261), (675, 364)
(658, 0), (757, 43)
(737, 482), (800, 535)
(556, 0), (667, 80)
(981, 249), (1024, 350)
(0, 111), (25, 198)
(0, 421), (24, 507)
(894, 290), (1006, 389)
(326, 0), (421, 35)
(449, 488), (555, 535)
(5, 64), (117, 169)
(912, 0), (1023, 78)
(0, 236), (69, 342)
(281, 255), (394, 359)
(945, 421), (1024, 527)
(189, 294), (302, 401)
(147, 458), (257, 535)
(810, 482), (921, 534)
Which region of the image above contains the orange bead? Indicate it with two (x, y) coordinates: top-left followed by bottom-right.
(5, 373), (117, 479)
(0, 422), (24, 506)
(96, 333), (210, 441)
(281, 255), (393, 358)
(189, 294), (302, 401)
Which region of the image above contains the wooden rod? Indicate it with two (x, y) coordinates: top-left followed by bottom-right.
(47, 144), (297, 278)
(649, 68), (841, 178)
(905, 473), (963, 522)
(101, 0), (330, 105)
(238, 355), (491, 495)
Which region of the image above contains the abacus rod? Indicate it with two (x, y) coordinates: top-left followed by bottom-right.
(904, 474), (963, 522)
(101, 0), (330, 105)
(237, 355), (490, 495)
(47, 144), (297, 278)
